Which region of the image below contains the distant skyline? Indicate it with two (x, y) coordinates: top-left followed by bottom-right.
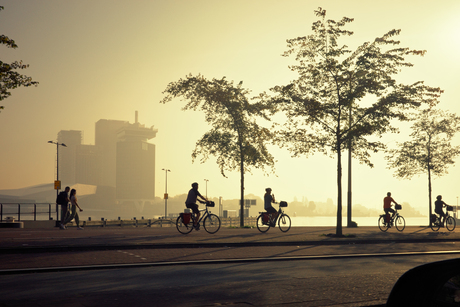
(1, 0), (460, 216)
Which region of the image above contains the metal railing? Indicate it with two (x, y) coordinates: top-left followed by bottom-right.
(0, 203), (54, 221)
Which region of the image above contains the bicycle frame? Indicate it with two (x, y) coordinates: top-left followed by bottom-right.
(378, 209), (405, 232)
(257, 201), (291, 233)
(192, 206), (211, 225)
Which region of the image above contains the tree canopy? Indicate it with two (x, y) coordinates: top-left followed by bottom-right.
(0, 6), (39, 110)
(161, 74), (275, 227)
(267, 7), (443, 235)
(386, 108), (460, 223)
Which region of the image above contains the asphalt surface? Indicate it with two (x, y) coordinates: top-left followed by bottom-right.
(1, 225), (460, 306)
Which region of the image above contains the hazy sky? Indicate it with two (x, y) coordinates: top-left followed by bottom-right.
(1, 0), (460, 214)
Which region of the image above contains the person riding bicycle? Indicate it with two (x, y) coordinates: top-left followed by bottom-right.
(185, 182), (208, 230)
(264, 188), (278, 225)
(434, 195), (448, 227)
(383, 192), (399, 226)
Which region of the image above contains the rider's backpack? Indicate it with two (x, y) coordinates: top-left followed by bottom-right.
(56, 191), (67, 205)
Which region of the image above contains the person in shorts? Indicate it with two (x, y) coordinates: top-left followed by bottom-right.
(185, 182), (208, 230)
(264, 188), (278, 224)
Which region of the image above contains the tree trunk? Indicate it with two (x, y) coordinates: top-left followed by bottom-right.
(347, 145), (352, 227)
(240, 153), (245, 228)
(336, 145), (343, 236)
(347, 106), (352, 227)
(428, 165), (432, 227)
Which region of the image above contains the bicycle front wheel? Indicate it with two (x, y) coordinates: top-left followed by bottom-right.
(430, 216), (441, 231)
(395, 216), (405, 232)
(176, 215), (193, 234)
(278, 214), (291, 232)
(256, 214), (270, 233)
(446, 216), (456, 231)
(378, 216), (389, 232)
(203, 214), (221, 234)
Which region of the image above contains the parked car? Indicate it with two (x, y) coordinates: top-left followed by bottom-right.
(386, 258), (460, 306)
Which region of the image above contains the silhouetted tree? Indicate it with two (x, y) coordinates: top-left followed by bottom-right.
(160, 74), (275, 227)
(0, 6), (38, 111)
(267, 8), (442, 236)
(386, 108), (460, 224)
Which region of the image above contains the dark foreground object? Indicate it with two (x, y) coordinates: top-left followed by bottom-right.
(387, 258), (460, 306)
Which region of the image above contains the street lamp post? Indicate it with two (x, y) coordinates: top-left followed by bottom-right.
(204, 179), (209, 198)
(162, 169), (171, 218)
(48, 140), (67, 223)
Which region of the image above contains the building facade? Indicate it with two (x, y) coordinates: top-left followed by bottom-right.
(56, 112), (158, 212)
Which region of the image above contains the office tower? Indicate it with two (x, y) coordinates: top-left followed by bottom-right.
(57, 130), (82, 185)
(116, 112), (158, 211)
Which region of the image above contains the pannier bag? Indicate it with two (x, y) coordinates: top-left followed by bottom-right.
(262, 213), (269, 223)
(279, 201), (288, 207)
(431, 214), (437, 223)
(206, 201), (215, 207)
(447, 205), (454, 211)
(181, 212), (192, 225)
(395, 204), (402, 210)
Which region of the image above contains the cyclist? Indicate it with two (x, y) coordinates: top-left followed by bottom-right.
(264, 188), (278, 225)
(185, 182), (208, 230)
(383, 192), (399, 226)
(434, 195), (448, 227)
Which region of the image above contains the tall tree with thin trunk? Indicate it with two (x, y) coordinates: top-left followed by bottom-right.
(161, 74), (275, 227)
(267, 8), (442, 236)
(386, 108), (460, 225)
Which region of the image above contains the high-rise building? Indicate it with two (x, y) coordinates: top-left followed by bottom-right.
(57, 130), (82, 185)
(116, 112), (158, 211)
(57, 112), (158, 212)
(95, 119), (129, 187)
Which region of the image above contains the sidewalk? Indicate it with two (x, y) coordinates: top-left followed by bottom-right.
(1, 225), (459, 251)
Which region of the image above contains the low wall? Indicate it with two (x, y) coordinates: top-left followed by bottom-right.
(3, 217), (259, 229)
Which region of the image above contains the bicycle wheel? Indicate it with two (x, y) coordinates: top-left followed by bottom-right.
(176, 215), (193, 234)
(395, 216), (405, 232)
(446, 216), (456, 231)
(278, 214), (291, 232)
(430, 216), (441, 231)
(203, 213), (221, 234)
(378, 216), (389, 232)
(256, 214), (270, 233)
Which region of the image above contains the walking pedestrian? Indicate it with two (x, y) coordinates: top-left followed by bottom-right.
(63, 189), (84, 229)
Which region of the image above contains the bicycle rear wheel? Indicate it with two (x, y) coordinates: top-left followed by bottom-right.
(278, 214), (291, 232)
(446, 216), (456, 231)
(430, 216), (441, 231)
(176, 215), (194, 234)
(378, 216), (389, 232)
(395, 216), (405, 232)
(203, 213), (221, 234)
(256, 214), (270, 233)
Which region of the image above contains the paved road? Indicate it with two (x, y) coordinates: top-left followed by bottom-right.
(0, 226), (459, 306)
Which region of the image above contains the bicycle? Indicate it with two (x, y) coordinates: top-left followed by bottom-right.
(378, 204), (405, 232)
(256, 201), (291, 233)
(176, 201), (221, 234)
(430, 205), (456, 231)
